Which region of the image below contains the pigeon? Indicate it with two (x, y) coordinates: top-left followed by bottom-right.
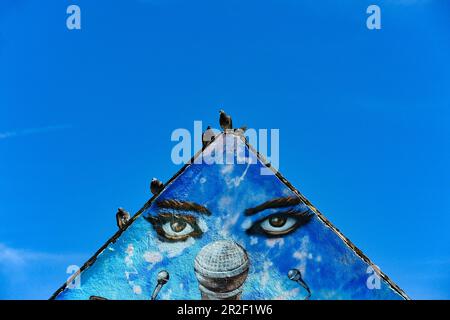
(89, 296), (108, 300)
(234, 125), (247, 135)
(150, 178), (164, 195)
(116, 207), (130, 230)
(202, 125), (216, 148)
(219, 110), (233, 131)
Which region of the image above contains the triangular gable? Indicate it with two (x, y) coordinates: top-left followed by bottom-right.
(52, 133), (408, 300)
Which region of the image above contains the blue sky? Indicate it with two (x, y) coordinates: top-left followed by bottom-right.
(0, 0), (449, 299)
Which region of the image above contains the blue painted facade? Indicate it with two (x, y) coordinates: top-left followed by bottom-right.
(54, 134), (406, 300)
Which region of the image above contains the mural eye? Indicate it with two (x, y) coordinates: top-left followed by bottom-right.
(246, 210), (314, 237)
(162, 220), (193, 238)
(145, 213), (203, 242)
(260, 216), (297, 235)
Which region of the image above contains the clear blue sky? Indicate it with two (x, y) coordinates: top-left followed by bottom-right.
(0, 0), (449, 299)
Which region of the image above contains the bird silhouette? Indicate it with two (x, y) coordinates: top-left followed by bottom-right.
(219, 110), (233, 131)
(202, 125), (216, 148)
(234, 126), (247, 135)
(150, 178), (164, 195)
(116, 208), (130, 230)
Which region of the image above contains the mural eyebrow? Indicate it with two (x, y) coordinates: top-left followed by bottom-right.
(156, 199), (211, 215)
(244, 196), (303, 216)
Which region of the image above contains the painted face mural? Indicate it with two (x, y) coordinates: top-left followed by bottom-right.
(53, 134), (407, 300)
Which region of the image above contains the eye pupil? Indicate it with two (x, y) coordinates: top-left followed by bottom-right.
(269, 216), (286, 228)
(170, 220), (186, 232)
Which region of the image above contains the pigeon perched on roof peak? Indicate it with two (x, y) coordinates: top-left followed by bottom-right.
(219, 110), (232, 131)
(234, 126), (247, 135)
(202, 125), (216, 148)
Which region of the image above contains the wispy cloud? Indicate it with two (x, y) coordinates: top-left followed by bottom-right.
(0, 243), (87, 299)
(0, 124), (72, 140)
(0, 243), (85, 268)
